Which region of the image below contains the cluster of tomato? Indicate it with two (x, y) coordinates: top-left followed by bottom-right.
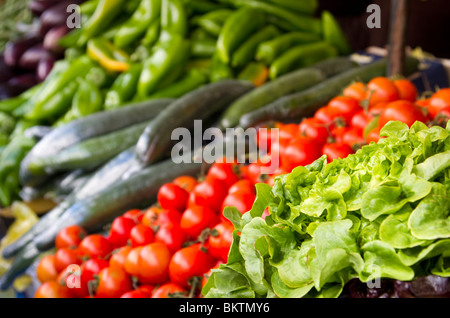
(34, 160), (260, 298)
(247, 77), (450, 186)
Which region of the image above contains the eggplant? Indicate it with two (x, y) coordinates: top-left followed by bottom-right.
(0, 83), (14, 100)
(36, 57), (55, 82)
(3, 37), (40, 68)
(0, 56), (14, 83)
(43, 25), (70, 55)
(39, 0), (83, 36)
(19, 45), (55, 71)
(28, 0), (61, 17)
(7, 74), (39, 97)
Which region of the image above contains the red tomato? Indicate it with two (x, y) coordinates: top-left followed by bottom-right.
(206, 162), (240, 188)
(77, 258), (110, 297)
(256, 126), (274, 152)
(36, 255), (58, 283)
(78, 234), (113, 260)
(208, 221), (234, 262)
(108, 216), (136, 247)
(327, 96), (361, 125)
(283, 137), (323, 171)
(393, 79), (418, 102)
(277, 123), (300, 143)
(138, 242), (171, 284)
(342, 128), (365, 148)
(138, 285), (155, 295)
(428, 88), (450, 118)
(168, 243), (217, 289)
(55, 225), (86, 250)
(351, 110), (373, 133)
(369, 101), (389, 115)
(34, 281), (72, 298)
(54, 247), (82, 273)
(378, 100), (427, 129)
(56, 265), (81, 297)
(366, 77), (399, 107)
(158, 183), (190, 211)
(228, 179), (255, 195)
(151, 208), (183, 228)
(180, 205), (219, 239)
(121, 290), (150, 298)
(221, 191), (256, 215)
(141, 206), (163, 228)
(330, 126), (349, 144)
(314, 105), (341, 125)
(322, 142), (354, 163)
(173, 176), (198, 193)
(124, 246), (143, 277)
(109, 246), (132, 270)
(188, 178), (228, 213)
(129, 224), (155, 247)
(122, 209), (144, 223)
(154, 223), (188, 254)
(435, 105), (450, 125)
(343, 81), (366, 102)
(151, 282), (187, 298)
(95, 267), (132, 298)
(366, 128), (381, 144)
(298, 117), (329, 145)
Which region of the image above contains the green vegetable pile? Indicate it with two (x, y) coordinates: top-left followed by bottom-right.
(203, 120), (450, 298)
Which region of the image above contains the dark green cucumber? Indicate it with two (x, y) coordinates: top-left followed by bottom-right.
(220, 57), (357, 129)
(239, 57), (419, 128)
(20, 98), (174, 187)
(32, 159), (205, 251)
(135, 80), (255, 165)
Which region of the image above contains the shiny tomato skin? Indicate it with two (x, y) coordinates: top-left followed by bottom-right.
(208, 221), (234, 262)
(173, 176), (198, 193)
(55, 225), (86, 250)
(378, 100), (427, 129)
(151, 282), (187, 298)
(95, 267), (133, 298)
(36, 254), (58, 283)
(109, 246), (132, 270)
(138, 242), (172, 285)
(228, 179), (255, 195)
(393, 79), (418, 102)
(157, 183), (190, 211)
(188, 178), (228, 213)
(221, 191), (256, 215)
(366, 77), (399, 107)
(298, 117), (329, 145)
(322, 142), (354, 163)
(283, 137), (323, 172)
(180, 205), (219, 239)
(428, 88), (450, 118)
(343, 81), (366, 101)
(129, 224), (155, 247)
(34, 281), (72, 298)
(154, 223), (188, 254)
(327, 96), (361, 125)
(108, 216), (136, 248)
(78, 234), (113, 260)
(206, 162), (240, 188)
(54, 247), (82, 273)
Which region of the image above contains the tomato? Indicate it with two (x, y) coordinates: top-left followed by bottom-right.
(138, 242), (171, 284)
(121, 290), (150, 298)
(124, 246), (143, 277)
(137, 285), (155, 295)
(109, 246), (132, 270)
(207, 162), (240, 188)
(157, 183), (190, 211)
(141, 206), (163, 228)
(201, 261), (223, 290)
(108, 216), (136, 248)
(122, 209), (144, 223)
(366, 128), (381, 144)
(342, 128), (365, 148)
(277, 123), (299, 143)
(369, 101), (389, 115)
(330, 125), (349, 144)
(168, 243), (217, 289)
(365, 77), (399, 107)
(151, 282), (187, 298)
(151, 208), (183, 228)
(35, 281), (72, 298)
(129, 224), (155, 247)
(221, 191), (256, 215)
(322, 142), (354, 163)
(428, 88), (450, 118)
(173, 176), (198, 193)
(54, 247), (82, 273)
(298, 117), (329, 145)
(77, 258), (109, 297)
(327, 96), (361, 125)
(241, 159), (271, 184)
(78, 234), (113, 259)
(378, 100), (427, 129)
(180, 205), (219, 239)
(208, 221), (234, 262)
(283, 137), (323, 172)
(351, 110), (373, 133)
(343, 81), (366, 101)
(435, 106), (450, 125)
(228, 179), (255, 195)
(188, 178), (228, 213)
(56, 265), (79, 296)
(95, 267), (132, 298)
(314, 105), (341, 125)
(256, 126), (274, 152)
(36, 255), (58, 284)
(393, 79), (418, 102)
(55, 225), (86, 250)
(154, 223), (187, 254)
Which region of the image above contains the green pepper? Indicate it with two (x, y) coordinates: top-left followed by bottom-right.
(137, 35), (190, 98)
(217, 7), (266, 64)
(85, 66), (117, 89)
(191, 38), (217, 58)
(269, 41), (339, 79)
(71, 78), (104, 119)
(322, 10), (352, 55)
(161, 0), (188, 39)
(105, 64), (143, 109)
(190, 28), (216, 41)
(10, 120), (37, 140)
(182, 0), (230, 13)
(0, 84), (42, 115)
(210, 51), (234, 82)
(0, 112), (15, 135)
(141, 18), (161, 47)
(193, 9), (234, 37)
(79, 0), (100, 15)
(77, 0), (128, 46)
(148, 68), (208, 99)
(256, 31), (322, 65)
(265, 0), (318, 15)
(231, 25), (280, 68)
(114, 0), (162, 49)
(238, 62), (269, 87)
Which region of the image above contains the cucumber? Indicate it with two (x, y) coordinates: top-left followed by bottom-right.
(135, 79), (255, 165)
(20, 98), (174, 187)
(32, 159), (205, 251)
(239, 57), (419, 128)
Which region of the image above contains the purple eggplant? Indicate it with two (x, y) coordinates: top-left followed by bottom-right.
(0, 55), (14, 83)
(19, 44), (55, 71)
(39, 0), (83, 36)
(7, 74), (38, 96)
(0, 83), (15, 100)
(43, 25), (70, 55)
(36, 58), (55, 82)
(3, 37), (41, 68)
(28, 0), (61, 17)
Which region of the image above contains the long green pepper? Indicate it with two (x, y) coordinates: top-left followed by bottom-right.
(160, 0), (188, 39)
(105, 64), (143, 109)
